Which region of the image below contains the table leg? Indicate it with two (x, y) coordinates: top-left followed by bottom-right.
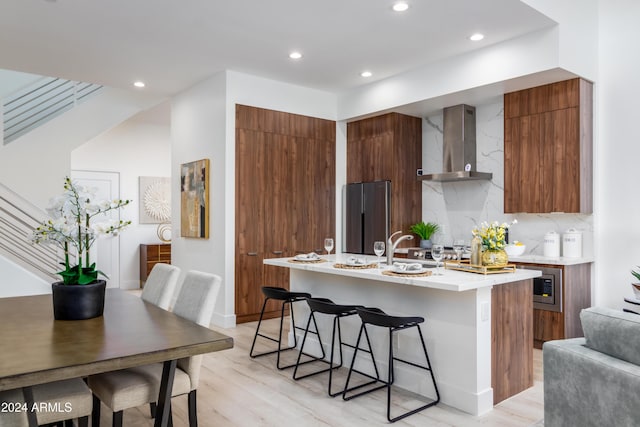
(154, 359), (177, 427)
(22, 386), (38, 427)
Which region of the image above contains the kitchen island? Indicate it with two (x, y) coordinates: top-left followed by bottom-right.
(264, 255), (541, 416)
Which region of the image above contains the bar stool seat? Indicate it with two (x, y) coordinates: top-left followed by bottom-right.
(250, 286), (320, 369)
(293, 298), (380, 397)
(343, 307), (440, 423)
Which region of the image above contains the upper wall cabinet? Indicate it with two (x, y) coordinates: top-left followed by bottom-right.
(347, 112), (422, 236)
(504, 78), (593, 214)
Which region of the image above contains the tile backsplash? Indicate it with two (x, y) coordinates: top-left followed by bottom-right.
(420, 99), (593, 257)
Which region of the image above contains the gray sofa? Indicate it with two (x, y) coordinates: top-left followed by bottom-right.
(543, 307), (640, 427)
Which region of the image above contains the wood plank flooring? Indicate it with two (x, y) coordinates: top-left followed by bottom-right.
(96, 317), (544, 426)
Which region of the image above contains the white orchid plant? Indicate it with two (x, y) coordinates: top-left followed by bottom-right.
(32, 177), (131, 285)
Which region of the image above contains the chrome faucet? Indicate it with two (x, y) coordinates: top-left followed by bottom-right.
(386, 231), (414, 266)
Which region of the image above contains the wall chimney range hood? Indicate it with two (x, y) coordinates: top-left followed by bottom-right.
(419, 104), (492, 182)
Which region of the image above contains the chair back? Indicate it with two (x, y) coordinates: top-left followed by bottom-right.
(141, 263), (181, 310)
(173, 270), (222, 390)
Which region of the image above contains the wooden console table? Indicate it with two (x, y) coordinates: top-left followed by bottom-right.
(140, 243), (171, 287)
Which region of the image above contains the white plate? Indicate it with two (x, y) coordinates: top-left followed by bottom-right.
(345, 257), (367, 266)
(391, 266), (426, 274)
(294, 254), (320, 261)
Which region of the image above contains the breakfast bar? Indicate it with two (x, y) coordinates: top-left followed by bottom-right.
(264, 255), (541, 416)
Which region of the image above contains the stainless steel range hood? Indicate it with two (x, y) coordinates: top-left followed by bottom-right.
(419, 104), (492, 182)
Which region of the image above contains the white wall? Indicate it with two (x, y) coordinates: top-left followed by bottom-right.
(71, 102), (172, 289)
(521, 0), (598, 82)
(171, 72), (228, 325)
(595, 0), (640, 308)
(0, 69), (42, 98)
(0, 254), (49, 297)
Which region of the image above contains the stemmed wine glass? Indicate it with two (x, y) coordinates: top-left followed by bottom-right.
(453, 239), (465, 267)
(431, 244), (444, 275)
(373, 241), (385, 268)
(324, 238), (334, 256)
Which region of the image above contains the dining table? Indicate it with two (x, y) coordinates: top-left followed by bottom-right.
(0, 289), (234, 427)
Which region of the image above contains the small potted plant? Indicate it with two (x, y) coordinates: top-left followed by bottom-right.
(32, 177), (131, 320)
(631, 267), (640, 300)
(409, 221), (440, 249)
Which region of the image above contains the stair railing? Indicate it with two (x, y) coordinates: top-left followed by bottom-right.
(3, 77), (103, 145)
(0, 182), (71, 281)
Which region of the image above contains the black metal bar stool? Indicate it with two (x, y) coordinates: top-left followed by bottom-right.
(343, 307), (440, 423)
(250, 286), (321, 369)
(293, 298), (381, 397)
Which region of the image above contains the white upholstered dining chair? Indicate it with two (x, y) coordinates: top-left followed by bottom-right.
(140, 263), (181, 310)
(88, 270), (222, 427)
(0, 378), (92, 427)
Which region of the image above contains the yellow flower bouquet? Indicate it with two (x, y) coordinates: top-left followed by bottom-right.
(472, 219), (517, 251)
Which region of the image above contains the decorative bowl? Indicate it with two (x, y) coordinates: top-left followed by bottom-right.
(504, 243), (526, 257)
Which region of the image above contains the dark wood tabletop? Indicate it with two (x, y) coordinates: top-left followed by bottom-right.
(0, 289), (234, 391)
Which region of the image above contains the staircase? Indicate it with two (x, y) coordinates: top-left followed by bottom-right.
(3, 77), (103, 145)
(0, 182), (63, 282)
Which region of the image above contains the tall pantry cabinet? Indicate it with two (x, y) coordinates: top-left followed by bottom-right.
(235, 105), (336, 323)
(346, 113), (422, 239)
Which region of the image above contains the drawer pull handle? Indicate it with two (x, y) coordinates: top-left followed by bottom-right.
(247, 252), (258, 256)
(272, 250), (283, 255)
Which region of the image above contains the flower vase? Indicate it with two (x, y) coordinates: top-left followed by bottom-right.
(52, 280), (106, 320)
(481, 249), (508, 267)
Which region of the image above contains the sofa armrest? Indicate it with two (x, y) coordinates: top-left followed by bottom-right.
(544, 338), (640, 427)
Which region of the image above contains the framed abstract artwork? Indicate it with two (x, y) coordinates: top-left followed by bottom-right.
(180, 159), (209, 238)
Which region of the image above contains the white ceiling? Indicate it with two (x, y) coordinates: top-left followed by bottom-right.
(0, 0), (555, 97)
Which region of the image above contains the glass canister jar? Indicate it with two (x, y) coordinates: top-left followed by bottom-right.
(470, 234), (482, 265)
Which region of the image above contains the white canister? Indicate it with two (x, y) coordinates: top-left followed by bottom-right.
(562, 228), (582, 258)
(543, 231), (560, 257)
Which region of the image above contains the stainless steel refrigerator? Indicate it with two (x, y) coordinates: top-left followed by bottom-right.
(344, 180), (391, 255)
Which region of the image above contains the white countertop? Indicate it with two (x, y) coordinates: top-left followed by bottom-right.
(506, 254), (594, 266)
(264, 255), (541, 292)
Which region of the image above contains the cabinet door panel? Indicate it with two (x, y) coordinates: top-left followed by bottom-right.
(505, 115), (542, 213)
(236, 129), (265, 253)
(305, 135), (336, 253)
(550, 108), (580, 212)
(264, 133), (292, 255)
(290, 136), (309, 253)
(235, 253), (265, 318)
(504, 118), (520, 213)
(533, 309), (564, 343)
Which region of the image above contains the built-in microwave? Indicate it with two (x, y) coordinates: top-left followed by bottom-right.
(526, 266), (563, 312)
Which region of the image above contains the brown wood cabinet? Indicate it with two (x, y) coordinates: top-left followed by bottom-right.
(235, 105), (336, 323)
(346, 113), (422, 239)
(516, 262), (592, 349)
(504, 78), (593, 213)
(491, 278), (533, 404)
(139, 244), (171, 287)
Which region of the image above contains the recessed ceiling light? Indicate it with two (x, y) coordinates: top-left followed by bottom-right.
(469, 33), (485, 41)
(360, 71), (373, 78)
(392, 2), (409, 12)
(289, 51), (303, 60)
(133, 81), (145, 88)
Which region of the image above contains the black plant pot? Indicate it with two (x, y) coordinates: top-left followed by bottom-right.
(51, 280), (106, 320)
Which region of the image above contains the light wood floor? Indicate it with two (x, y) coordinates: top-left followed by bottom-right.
(97, 317), (544, 426)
